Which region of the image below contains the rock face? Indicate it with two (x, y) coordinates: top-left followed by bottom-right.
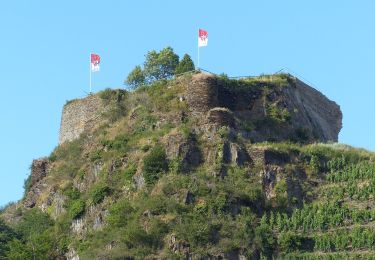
(186, 73), (342, 143)
(59, 95), (106, 144)
(23, 159), (49, 208)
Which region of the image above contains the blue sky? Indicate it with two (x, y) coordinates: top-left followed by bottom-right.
(0, 1), (374, 206)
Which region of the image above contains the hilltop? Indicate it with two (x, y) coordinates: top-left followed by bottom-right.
(1, 71), (375, 259)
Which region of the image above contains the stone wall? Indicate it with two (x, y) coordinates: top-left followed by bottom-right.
(59, 95), (106, 144)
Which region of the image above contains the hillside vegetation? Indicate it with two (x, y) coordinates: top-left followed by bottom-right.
(0, 49), (373, 259)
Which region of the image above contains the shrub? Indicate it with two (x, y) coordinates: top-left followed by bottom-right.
(89, 150), (102, 162)
(278, 231), (302, 252)
(63, 186), (80, 200)
(107, 199), (134, 227)
(266, 103), (291, 123)
(309, 155), (320, 175)
(123, 163), (137, 182)
(68, 199), (85, 219)
(99, 89), (128, 122)
(90, 185), (111, 205)
(0, 219), (17, 258)
(142, 146), (168, 185)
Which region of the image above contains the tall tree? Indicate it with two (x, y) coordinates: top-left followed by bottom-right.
(125, 65), (145, 89)
(144, 47), (179, 82)
(175, 54), (195, 75)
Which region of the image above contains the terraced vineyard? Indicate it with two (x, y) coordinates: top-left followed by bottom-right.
(269, 157), (375, 259)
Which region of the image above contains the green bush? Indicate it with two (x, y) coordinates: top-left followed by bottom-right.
(90, 185), (111, 205)
(99, 89), (128, 122)
(278, 231), (302, 252)
(0, 219), (17, 258)
(266, 103), (291, 123)
(68, 199), (85, 219)
(142, 146), (168, 185)
(101, 134), (129, 153)
(107, 199), (134, 227)
(89, 150), (103, 162)
(63, 186), (80, 200)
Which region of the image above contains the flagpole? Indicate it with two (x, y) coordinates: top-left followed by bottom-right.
(197, 28), (200, 70)
(198, 45), (200, 70)
(89, 52), (92, 94)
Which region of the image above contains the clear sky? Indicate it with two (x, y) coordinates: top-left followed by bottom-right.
(0, 0), (374, 206)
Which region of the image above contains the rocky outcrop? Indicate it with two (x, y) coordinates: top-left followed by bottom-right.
(187, 73), (342, 143)
(23, 159), (49, 208)
(65, 247), (80, 260)
(287, 79), (342, 142)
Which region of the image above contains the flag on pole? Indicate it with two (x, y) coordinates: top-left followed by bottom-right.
(91, 53), (100, 72)
(198, 29), (208, 47)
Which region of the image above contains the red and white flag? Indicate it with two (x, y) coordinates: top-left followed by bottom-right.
(91, 53), (100, 72)
(198, 29), (208, 47)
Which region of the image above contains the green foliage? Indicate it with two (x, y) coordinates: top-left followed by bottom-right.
(278, 231), (302, 253)
(99, 89), (128, 123)
(63, 185), (81, 200)
(217, 126), (230, 139)
(89, 149), (103, 162)
(144, 46), (179, 82)
(15, 208), (53, 237)
(23, 175), (32, 197)
(174, 54), (195, 75)
(275, 179), (288, 208)
(6, 208), (59, 259)
(266, 103), (291, 123)
(309, 154), (320, 176)
(142, 145), (168, 185)
(123, 163), (137, 182)
(90, 184), (111, 205)
(101, 134), (130, 154)
(254, 218), (275, 256)
(107, 199), (134, 228)
(125, 65), (145, 89)
(68, 199), (85, 219)
(0, 219), (18, 258)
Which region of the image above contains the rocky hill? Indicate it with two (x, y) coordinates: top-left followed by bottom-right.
(2, 72), (375, 259)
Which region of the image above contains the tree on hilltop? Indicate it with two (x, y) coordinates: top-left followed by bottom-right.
(143, 46), (179, 82)
(125, 47), (195, 89)
(175, 54), (195, 75)
(125, 65), (145, 89)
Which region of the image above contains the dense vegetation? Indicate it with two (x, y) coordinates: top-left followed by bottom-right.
(1, 54), (374, 259)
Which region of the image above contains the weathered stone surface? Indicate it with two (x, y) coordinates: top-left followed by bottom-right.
(167, 233), (191, 258)
(65, 247), (80, 260)
(187, 73), (342, 143)
(287, 78), (342, 142)
(59, 95), (106, 144)
(23, 159), (49, 208)
(71, 217), (86, 235)
(186, 73), (219, 114)
(207, 107), (235, 127)
(30, 159), (49, 187)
